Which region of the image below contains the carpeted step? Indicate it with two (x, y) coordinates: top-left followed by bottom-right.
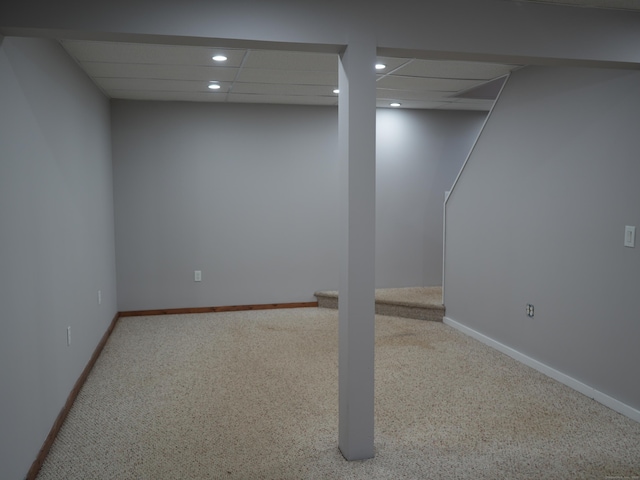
(314, 286), (445, 322)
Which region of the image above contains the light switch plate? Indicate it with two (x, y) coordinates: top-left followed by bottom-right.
(194, 270), (202, 282)
(624, 226), (635, 248)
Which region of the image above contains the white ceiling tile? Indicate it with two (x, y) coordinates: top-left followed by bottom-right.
(109, 91), (229, 102)
(377, 75), (482, 92)
(242, 50), (338, 71)
(232, 83), (338, 96)
(61, 40), (246, 67)
(376, 88), (451, 101)
(96, 78), (231, 93)
(393, 59), (516, 80)
(235, 68), (337, 85)
(435, 102), (493, 111)
(82, 62), (239, 82)
(452, 98), (496, 106)
(227, 93), (338, 106)
(59, 39), (509, 110)
(376, 100), (449, 109)
(375, 57), (413, 72)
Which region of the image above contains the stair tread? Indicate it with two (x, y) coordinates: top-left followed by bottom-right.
(314, 287), (445, 321)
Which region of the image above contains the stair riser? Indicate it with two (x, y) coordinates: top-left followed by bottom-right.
(316, 297), (443, 322)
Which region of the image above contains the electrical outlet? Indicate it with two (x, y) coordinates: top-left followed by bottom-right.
(194, 270), (202, 282)
(98, 290), (102, 305)
(526, 304), (534, 318)
(67, 326), (71, 346)
(624, 226), (635, 248)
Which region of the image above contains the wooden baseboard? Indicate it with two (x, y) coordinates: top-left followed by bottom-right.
(26, 312), (120, 480)
(118, 301), (319, 317)
(26, 301), (317, 478)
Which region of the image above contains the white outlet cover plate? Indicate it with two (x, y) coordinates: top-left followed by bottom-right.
(624, 226), (635, 248)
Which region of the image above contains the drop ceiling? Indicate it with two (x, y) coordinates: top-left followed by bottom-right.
(60, 39), (522, 111)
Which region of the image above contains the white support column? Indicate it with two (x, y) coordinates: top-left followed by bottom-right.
(338, 35), (376, 461)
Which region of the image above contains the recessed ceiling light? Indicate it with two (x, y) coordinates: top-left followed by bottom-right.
(208, 83), (221, 90)
(390, 102), (401, 107)
(333, 88), (340, 94)
(375, 63), (387, 70)
(212, 55), (228, 62)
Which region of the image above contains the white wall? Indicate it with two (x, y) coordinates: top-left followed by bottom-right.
(376, 108), (486, 287)
(0, 37), (117, 479)
(112, 101), (484, 311)
(445, 65), (640, 412)
(1, 1), (639, 476)
(112, 101), (341, 311)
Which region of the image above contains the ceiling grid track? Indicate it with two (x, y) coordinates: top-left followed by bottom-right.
(59, 39), (522, 111)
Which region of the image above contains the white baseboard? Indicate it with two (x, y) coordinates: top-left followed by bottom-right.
(443, 316), (640, 423)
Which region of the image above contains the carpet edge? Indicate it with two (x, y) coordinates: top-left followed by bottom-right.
(26, 311), (120, 480)
(443, 316), (640, 424)
(118, 302), (319, 317)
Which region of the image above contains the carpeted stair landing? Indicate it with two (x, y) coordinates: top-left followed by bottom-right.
(314, 286), (444, 321)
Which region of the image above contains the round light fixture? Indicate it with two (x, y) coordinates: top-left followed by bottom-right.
(212, 55), (228, 62)
(333, 89), (340, 94)
(375, 63), (386, 70)
(390, 102), (401, 107)
(208, 83), (221, 90)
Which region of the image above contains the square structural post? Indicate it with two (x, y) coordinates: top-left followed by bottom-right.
(338, 35), (377, 461)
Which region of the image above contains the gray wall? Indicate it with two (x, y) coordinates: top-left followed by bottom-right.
(2, 0), (640, 66)
(376, 108), (486, 287)
(112, 101), (484, 311)
(1, 1), (638, 476)
(112, 101), (341, 311)
(444, 65), (640, 411)
(0, 37), (117, 479)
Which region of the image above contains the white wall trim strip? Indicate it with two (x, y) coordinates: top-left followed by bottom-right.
(441, 73), (511, 305)
(443, 316), (640, 423)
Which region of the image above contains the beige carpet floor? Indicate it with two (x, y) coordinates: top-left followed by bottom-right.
(37, 308), (640, 479)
